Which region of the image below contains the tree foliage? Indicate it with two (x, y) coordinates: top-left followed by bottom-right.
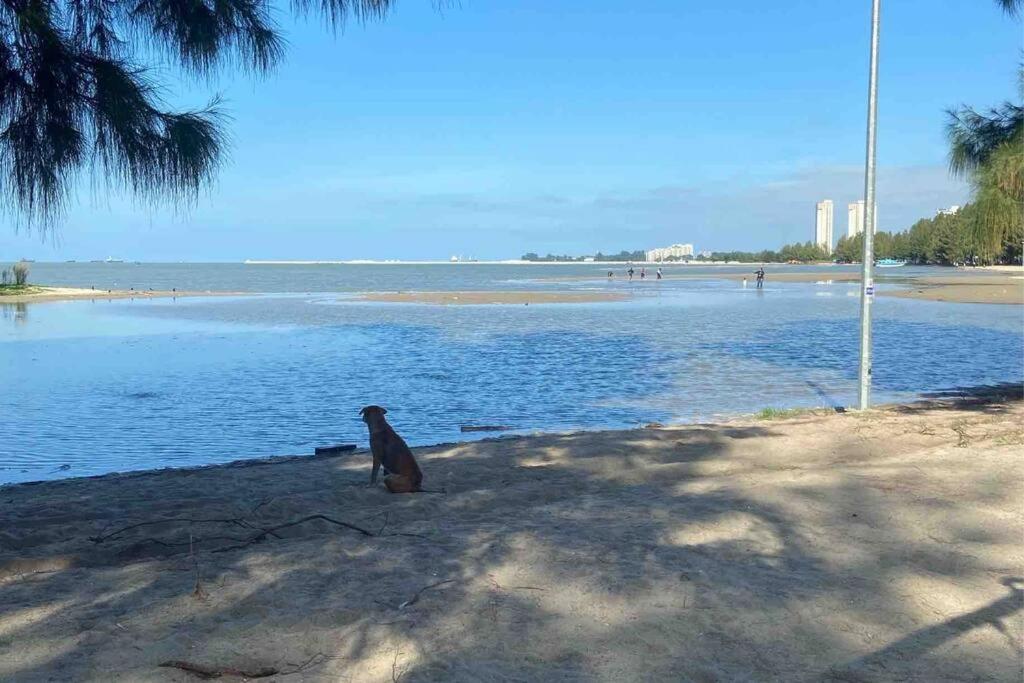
(944, 0), (1023, 263)
(833, 203), (1021, 266)
(0, 0), (395, 229)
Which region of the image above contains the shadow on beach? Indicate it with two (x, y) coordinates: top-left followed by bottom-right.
(1, 385), (1022, 681)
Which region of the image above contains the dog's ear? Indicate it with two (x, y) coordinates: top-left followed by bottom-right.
(380, 406), (387, 415)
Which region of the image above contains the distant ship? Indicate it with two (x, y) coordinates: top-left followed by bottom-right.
(876, 258), (906, 267)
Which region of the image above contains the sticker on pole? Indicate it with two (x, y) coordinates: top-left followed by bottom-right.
(866, 285), (875, 296)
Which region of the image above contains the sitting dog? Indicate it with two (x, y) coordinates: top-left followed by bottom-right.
(360, 405), (423, 493)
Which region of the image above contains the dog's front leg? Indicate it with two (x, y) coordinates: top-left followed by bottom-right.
(370, 450), (381, 486)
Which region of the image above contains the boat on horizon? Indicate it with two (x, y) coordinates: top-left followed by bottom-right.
(876, 258), (907, 267)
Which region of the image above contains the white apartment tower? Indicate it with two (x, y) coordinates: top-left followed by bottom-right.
(815, 200), (834, 254)
(848, 200), (865, 238)
(646, 243), (694, 262)
(847, 200), (878, 237)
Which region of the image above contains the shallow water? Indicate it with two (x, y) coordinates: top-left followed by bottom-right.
(1, 264), (1021, 485)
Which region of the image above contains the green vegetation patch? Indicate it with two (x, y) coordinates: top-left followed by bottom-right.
(756, 406), (816, 420)
(0, 284), (41, 296)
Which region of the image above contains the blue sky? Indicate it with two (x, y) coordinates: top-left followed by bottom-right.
(2, 0), (1020, 261)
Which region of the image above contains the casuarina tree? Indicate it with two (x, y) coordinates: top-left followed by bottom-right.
(0, 0), (395, 229)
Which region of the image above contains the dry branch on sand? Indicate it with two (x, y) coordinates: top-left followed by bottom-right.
(399, 579), (456, 609)
(158, 660), (278, 679)
(87, 514), (380, 557)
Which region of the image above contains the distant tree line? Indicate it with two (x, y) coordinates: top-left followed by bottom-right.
(694, 242), (830, 264)
(834, 202), (1022, 266)
(520, 250), (647, 262)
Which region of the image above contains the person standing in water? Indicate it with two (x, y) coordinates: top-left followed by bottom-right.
(627, 266), (634, 281)
(755, 266), (765, 289)
(640, 267), (646, 280)
(656, 267), (663, 280)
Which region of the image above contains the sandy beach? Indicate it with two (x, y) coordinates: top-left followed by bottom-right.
(2, 386), (1021, 682)
(536, 269), (1024, 304)
(0, 287), (246, 304)
(355, 291), (629, 305)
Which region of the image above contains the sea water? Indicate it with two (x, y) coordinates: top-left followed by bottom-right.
(1, 263), (1020, 484)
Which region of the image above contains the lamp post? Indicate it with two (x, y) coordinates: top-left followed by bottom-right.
(858, 0), (881, 410)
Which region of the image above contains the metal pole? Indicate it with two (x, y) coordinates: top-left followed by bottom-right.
(858, 0), (880, 411)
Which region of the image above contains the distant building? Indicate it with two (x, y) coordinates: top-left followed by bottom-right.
(646, 243), (694, 262)
(847, 201), (864, 238)
(815, 200), (834, 254)
(697, 249), (713, 259)
(936, 205), (961, 216)
(846, 200), (878, 237)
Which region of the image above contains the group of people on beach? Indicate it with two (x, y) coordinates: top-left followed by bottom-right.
(608, 266), (663, 281)
(606, 265), (765, 288)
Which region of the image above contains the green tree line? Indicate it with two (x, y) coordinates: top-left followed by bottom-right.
(521, 250), (648, 262)
(833, 202), (1022, 266)
(695, 242), (831, 264)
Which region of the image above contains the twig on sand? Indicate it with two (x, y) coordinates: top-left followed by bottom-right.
(250, 497), (274, 514)
(90, 518), (255, 544)
(399, 579), (456, 609)
(278, 652), (331, 676)
(89, 513), (417, 556)
(211, 514), (375, 553)
(952, 424), (971, 447)
(190, 532), (207, 600)
(158, 660), (278, 679)
(391, 649), (408, 682)
(487, 575), (545, 592)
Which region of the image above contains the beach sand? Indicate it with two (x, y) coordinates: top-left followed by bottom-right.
(0, 287), (246, 304)
(880, 282), (1024, 305)
(2, 387), (1022, 682)
(537, 270), (1024, 304)
(355, 291), (628, 305)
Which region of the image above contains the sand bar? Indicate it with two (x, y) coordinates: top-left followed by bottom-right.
(2, 386), (1021, 681)
(0, 286), (248, 304)
(880, 282), (1024, 305)
(355, 290), (628, 305)
(535, 269), (1024, 304)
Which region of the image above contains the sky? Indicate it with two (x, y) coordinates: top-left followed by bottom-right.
(2, 0), (1020, 261)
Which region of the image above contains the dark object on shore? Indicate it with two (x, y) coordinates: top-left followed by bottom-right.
(159, 660), (278, 679)
(314, 444), (357, 457)
(460, 425), (512, 433)
(360, 405), (425, 493)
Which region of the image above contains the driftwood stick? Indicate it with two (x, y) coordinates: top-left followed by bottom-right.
(158, 660), (278, 679)
(277, 652), (330, 676)
(399, 579), (455, 609)
(90, 518), (249, 544)
(211, 515), (376, 553)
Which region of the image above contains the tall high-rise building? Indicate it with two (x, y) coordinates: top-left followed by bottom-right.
(815, 200), (834, 254)
(847, 200), (878, 237)
(848, 200), (865, 238)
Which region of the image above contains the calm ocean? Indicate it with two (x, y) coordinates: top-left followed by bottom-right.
(2, 262), (1021, 484)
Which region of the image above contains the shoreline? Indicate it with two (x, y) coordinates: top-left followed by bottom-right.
(0, 286), (249, 304)
(2, 384), (1021, 681)
(5, 383), (1019, 491)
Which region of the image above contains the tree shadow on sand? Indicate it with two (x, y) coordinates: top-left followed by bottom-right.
(1, 387), (1022, 681)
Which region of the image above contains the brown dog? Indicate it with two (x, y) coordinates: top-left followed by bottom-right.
(360, 405), (423, 493)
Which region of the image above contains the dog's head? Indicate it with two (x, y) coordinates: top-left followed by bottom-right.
(359, 405), (388, 426)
